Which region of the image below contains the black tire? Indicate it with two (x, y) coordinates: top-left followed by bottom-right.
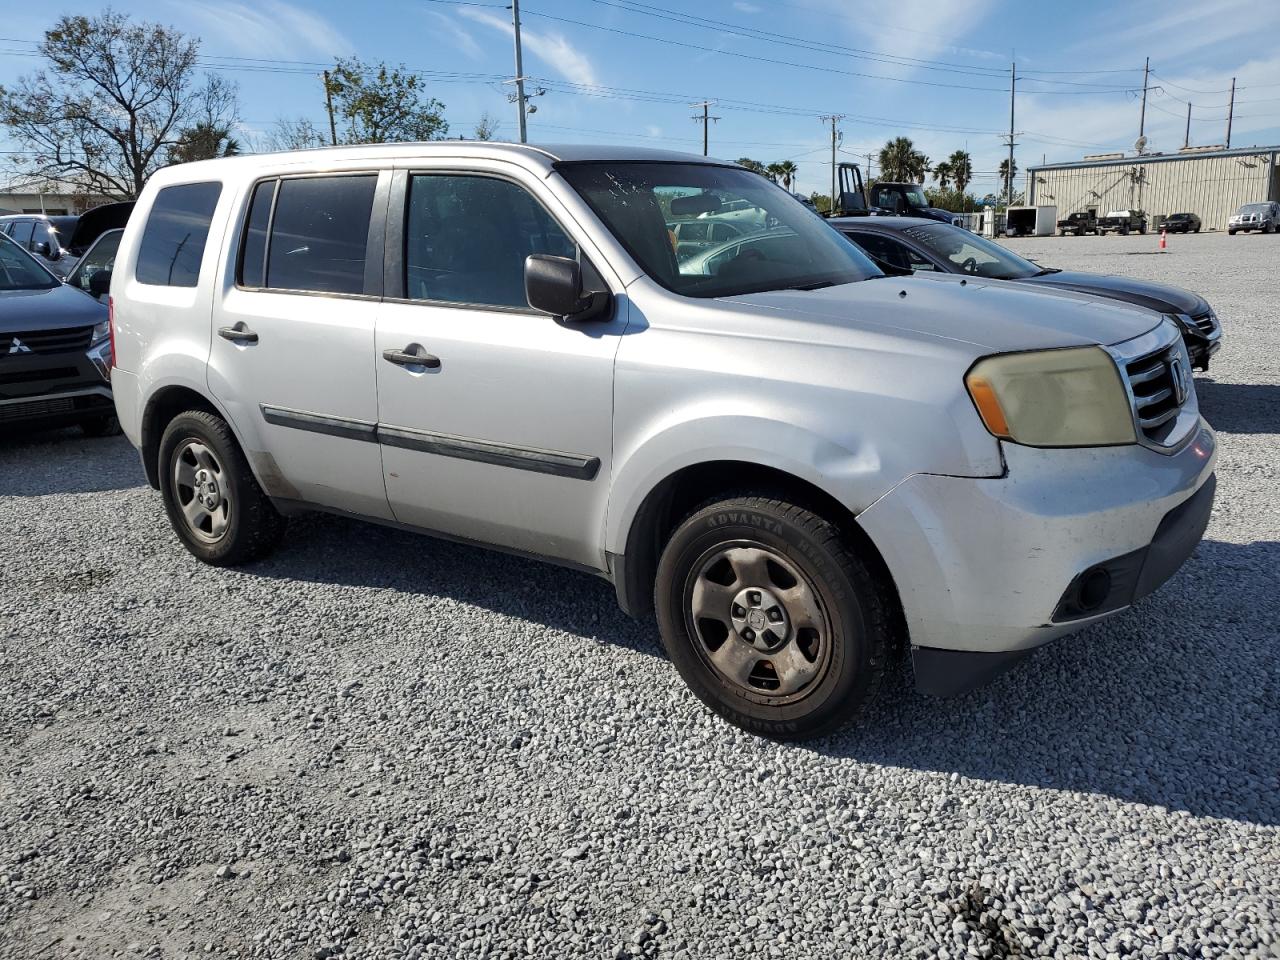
(80, 414), (121, 437)
(158, 410), (285, 566)
(1229, 230), (1236, 236)
(655, 494), (891, 740)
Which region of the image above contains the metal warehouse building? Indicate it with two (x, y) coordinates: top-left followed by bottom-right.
(1026, 145), (1280, 231)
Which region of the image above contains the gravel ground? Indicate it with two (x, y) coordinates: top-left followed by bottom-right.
(2, 231), (1278, 959)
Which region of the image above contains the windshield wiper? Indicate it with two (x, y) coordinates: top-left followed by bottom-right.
(1033, 267), (1062, 276)
(781, 280), (838, 291)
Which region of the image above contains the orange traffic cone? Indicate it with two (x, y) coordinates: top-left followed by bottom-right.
(1159, 228), (1167, 250)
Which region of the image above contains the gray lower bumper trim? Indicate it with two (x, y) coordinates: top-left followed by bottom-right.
(911, 645), (1033, 698)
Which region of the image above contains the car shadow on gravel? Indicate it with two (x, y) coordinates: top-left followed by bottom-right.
(249, 513), (665, 660)
(0, 431), (146, 495)
(814, 538), (1280, 827)
(1195, 379), (1280, 434)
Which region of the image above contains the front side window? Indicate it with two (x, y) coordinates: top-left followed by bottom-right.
(560, 162), (880, 298)
(67, 230), (122, 294)
(0, 234), (58, 291)
(265, 175), (376, 295)
(31, 221), (57, 255)
(8, 221), (34, 247)
(136, 182), (222, 287)
(902, 223), (1041, 280)
(404, 174), (577, 309)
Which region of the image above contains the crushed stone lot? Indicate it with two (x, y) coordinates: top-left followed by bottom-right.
(2, 230), (1278, 959)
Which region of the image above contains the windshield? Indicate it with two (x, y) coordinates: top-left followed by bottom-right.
(0, 233), (59, 290)
(558, 162), (881, 298)
(1240, 203), (1271, 214)
(901, 187), (928, 207)
(900, 222), (1040, 280)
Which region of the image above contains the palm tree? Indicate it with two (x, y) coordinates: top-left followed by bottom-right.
(947, 150), (973, 195)
(998, 157), (1018, 199)
(736, 157), (767, 175)
(878, 137), (929, 183)
(169, 122), (241, 164)
(765, 162), (785, 184)
(932, 160), (953, 191)
(775, 159), (798, 191)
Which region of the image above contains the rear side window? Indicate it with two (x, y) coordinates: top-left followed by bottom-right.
(264, 176), (376, 295)
(135, 182), (222, 287)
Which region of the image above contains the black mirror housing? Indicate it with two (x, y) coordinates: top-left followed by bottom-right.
(32, 240), (52, 257)
(524, 255), (610, 322)
(88, 269), (112, 298)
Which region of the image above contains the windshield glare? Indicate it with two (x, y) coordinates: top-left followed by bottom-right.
(0, 234), (59, 291)
(903, 223), (1041, 280)
(558, 162), (881, 298)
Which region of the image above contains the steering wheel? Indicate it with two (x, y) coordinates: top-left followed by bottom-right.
(960, 256), (979, 275)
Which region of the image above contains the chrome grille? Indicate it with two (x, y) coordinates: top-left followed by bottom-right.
(1124, 342), (1188, 445)
(0, 326), (94, 356)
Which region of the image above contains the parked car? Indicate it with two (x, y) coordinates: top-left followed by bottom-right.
(1162, 212), (1200, 234)
(0, 213), (79, 277)
(1227, 201), (1279, 235)
(0, 202), (133, 278)
(831, 217), (1223, 369)
(867, 181), (963, 225)
(110, 144), (1216, 739)
(0, 232), (116, 434)
(666, 218), (746, 262)
(1096, 209), (1148, 235)
(1057, 212), (1098, 236)
(65, 228), (123, 302)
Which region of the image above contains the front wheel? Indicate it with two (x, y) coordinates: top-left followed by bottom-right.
(158, 410), (285, 565)
(655, 495), (891, 740)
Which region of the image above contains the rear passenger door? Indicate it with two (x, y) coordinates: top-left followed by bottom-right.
(208, 171), (394, 520)
(373, 167), (626, 569)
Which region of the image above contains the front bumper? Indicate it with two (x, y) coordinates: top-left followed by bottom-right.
(858, 423), (1218, 689)
(0, 344), (114, 429)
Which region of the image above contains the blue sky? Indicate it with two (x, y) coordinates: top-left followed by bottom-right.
(4, 0), (1280, 198)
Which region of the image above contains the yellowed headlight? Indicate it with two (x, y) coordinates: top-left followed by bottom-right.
(965, 346), (1136, 447)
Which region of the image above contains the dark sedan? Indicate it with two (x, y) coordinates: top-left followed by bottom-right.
(831, 216), (1222, 370)
(0, 232), (117, 434)
(1163, 213), (1201, 233)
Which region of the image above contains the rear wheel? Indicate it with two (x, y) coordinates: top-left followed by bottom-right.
(655, 494), (891, 740)
(158, 410), (285, 565)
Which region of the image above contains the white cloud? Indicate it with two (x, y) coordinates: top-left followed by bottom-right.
(182, 0), (350, 59)
(646, 125), (663, 137)
(427, 11), (483, 61)
(733, 2), (762, 12)
(458, 8), (602, 89)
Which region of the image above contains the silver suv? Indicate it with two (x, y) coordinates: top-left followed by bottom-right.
(108, 144), (1217, 739)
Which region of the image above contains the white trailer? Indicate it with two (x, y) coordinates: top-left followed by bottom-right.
(1005, 204), (1058, 238)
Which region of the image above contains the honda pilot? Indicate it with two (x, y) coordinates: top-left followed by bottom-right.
(108, 145), (1217, 739)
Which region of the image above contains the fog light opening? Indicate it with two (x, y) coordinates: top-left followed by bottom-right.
(1077, 567), (1112, 612)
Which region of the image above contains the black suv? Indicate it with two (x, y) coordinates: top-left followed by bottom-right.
(0, 233), (116, 434)
(1163, 213), (1201, 233)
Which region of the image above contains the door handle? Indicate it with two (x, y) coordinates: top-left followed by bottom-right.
(383, 346), (441, 370)
(218, 324), (258, 344)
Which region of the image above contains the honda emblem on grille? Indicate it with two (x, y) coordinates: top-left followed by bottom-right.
(7, 337), (32, 355)
(1170, 355), (1189, 405)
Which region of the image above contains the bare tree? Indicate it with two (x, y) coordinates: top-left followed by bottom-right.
(473, 112), (499, 141)
(0, 11), (236, 198)
(266, 117), (329, 152)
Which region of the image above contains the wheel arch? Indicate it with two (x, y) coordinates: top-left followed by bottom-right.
(610, 459), (904, 649)
(139, 384), (234, 489)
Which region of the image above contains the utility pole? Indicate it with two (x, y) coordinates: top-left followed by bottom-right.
(1184, 101), (1191, 149)
(323, 70), (338, 146)
(1225, 77), (1236, 148)
(690, 101), (719, 156)
(512, 0), (528, 143)
(1138, 56), (1150, 147)
(1007, 60), (1017, 207)
(819, 115), (845, 213)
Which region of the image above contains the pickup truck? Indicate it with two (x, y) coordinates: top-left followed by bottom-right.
(1057, 212), (1098, 236)
(1097, 210), (1147, 235)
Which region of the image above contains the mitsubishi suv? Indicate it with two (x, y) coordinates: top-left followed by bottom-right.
(108, 145), (1217, 739)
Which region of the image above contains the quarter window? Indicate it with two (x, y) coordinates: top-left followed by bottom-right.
(265, 176), (376, 295)
(238, 179), (276, 288)
(135, 182), (222, 287)
(404, 174), (577, 309)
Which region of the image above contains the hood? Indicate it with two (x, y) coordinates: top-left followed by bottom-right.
(0, 281), (107, 333)
(1020, 270), (1206, 316)
(725, 273), (1161, 354)
(67, 201), (134, 254)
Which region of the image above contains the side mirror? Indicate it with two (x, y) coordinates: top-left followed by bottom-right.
(525, 255), (610, 322)
(32, 240), (52, 257)
(88, 269), (112, 299)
